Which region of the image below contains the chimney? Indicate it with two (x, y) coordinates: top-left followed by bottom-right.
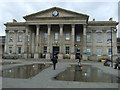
(13, 19), (17, 22)
(109, 18), (113, 21)
(93, 18), (95, 21)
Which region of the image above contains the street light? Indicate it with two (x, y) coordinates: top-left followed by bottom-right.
(110, 27), (117, 67)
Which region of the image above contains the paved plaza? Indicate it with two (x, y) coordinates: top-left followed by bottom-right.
(1, 58), (120, 88)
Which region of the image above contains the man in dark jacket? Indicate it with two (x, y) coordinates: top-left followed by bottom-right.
(77, 54), (82, 66)
(51, 54), (58, 70)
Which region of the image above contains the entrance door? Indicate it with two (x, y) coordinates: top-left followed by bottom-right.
(76, 48), (81, 59)
(53, 46), (59, 58)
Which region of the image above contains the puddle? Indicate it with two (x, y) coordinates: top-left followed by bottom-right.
(2, 63), (51, 79)
(1, 62), (20, 65)
(54, 65), (120, 83)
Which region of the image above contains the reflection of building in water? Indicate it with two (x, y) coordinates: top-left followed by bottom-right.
(4, 7), (118, 61)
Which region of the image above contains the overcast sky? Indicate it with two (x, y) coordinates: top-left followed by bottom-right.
(0, 0), (119, 37)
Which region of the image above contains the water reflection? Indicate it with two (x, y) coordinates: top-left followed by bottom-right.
(2, 64), (51, 79)
(54, 65), (120, 83)
(1, 62), (20, 65)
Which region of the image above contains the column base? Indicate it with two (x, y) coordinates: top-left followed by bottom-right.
(82, 54), (87, 60)
(70, 54), (75, 60)
(34, 53), (39, 59)
(24, 53), (27, 59)
(58, 53), (63, 59)
(46, 53), (50, 59)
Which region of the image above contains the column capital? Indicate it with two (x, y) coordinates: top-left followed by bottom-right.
(71, 24), (75, 28)
(59, 24), (63, 28)
(47, 24), (51, 28)
(83, 24), (87, 28)
(36, 25), (40, 28)
(26, 25), (29, 28)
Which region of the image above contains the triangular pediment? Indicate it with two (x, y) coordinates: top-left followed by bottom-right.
(23, 7), (89, 20)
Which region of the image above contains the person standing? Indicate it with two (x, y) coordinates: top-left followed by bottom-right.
(51, 54), (58, 70)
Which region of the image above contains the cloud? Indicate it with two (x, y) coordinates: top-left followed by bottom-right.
(0, 1), (119, 36)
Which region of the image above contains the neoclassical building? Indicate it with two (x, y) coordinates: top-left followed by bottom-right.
(4, 7), (119, 60)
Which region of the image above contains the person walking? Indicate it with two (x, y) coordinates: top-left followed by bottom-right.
(51, 54), (58, 70)
(77, 54), (82, 66)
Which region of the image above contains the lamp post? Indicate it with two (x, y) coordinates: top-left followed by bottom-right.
(110, 27), (117, 67)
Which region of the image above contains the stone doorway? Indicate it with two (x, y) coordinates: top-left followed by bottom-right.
(53, 46), (59, 58)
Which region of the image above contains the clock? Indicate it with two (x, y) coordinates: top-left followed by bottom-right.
(52, 10), (59, 16)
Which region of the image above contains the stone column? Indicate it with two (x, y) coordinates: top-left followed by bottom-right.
(24, 25), (28, 59)
(46, 24), (51, 59)
(22, 30), (25, 54)
(4, 30), (9, 54)
(34, 25), (39, 59)
(82, 24), (87, 60)
(58, 24), (63, 59)
(13, 30), (18, 54)
(92, 30), (96, 54)
(102, 30), (107, 55)
(112, 31), (118, 61)
(31, 32), (35, 54)
(70, 24), (75, 60)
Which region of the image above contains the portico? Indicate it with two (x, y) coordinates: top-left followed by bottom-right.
(23, 23), (87, 60)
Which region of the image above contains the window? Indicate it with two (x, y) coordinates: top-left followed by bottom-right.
(18, 47), (21, 54)
(86, 48), (91, 56)
(9, 33), (14, 42)
(97, 48), (101, 56)
(9, 47), (12, 54)
(54, 32), (58, 40)
(66, 46), (70, 54)
(86, 34), (91, 42)
(96, 33), (102, 42)
(76, 34), (80, 41)
(43, 46), (47, 53)
(107, 34), (112, 42)
(44, 33), (48, 40)
(66, 32), (70, 40)
(108, 48), (112, 56)
(18, 32), (22, 42)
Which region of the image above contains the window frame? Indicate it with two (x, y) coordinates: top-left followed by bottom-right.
(97, 48), (102, 56)
(18, 32), (23, 42)
(86, 34), (91, 42)
(44, 32), (48, 40)
(65, 32), (70, 40)
(43, 46), (47, 53)
(9, 47), (12, 54)
(9, 32), (14, 42)
(66, 46), (70, 54)
(86, 48), (91, 56)
(96, 33), (102, 43)
(18, 47), (22, 54)
(108, 48), (112, 56)
(54, 32), (59, 40)
(76, 34), (80, 42)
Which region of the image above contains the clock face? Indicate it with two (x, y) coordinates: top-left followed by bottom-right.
(52, 10), (59, 16)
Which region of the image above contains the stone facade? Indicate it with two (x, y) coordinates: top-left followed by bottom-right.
(0, 36), (5, 56)
(4, 7), (119, 61)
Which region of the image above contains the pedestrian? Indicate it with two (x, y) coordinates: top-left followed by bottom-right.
(77, 54), (82, 66)
(51, 54), (58, 70)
